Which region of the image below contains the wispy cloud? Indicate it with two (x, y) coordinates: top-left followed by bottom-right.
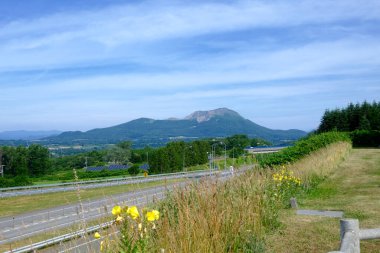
(0, 0), (379, 131)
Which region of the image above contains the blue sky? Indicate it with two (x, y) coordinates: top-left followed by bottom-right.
(1, 0), (379, 132)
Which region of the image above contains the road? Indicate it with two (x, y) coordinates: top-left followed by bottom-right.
(0, 170), (213, 198)
(0, 184), (175, 245)
(0, 168), (244, 251)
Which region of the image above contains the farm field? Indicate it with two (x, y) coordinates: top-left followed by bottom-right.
(266, 148), (380, 252)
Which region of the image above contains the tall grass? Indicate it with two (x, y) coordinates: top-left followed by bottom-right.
(149, 173), (275, 252)
(113, 139), (352, 252)
(289, 141), (351, 190)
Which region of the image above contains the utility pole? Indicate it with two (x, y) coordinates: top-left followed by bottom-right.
(85, 156), (88, 170)
(0, 150), (3, 177)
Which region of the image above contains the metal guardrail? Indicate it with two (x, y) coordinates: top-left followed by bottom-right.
(2, 168), (246, 252)
(0, 169), (209, 192)
(328, 219), (380, 253)
(3, 221), (114, 253)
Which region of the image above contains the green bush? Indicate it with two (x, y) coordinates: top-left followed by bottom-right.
(350, 130), (380, 147)
(0, 175), (33, 188)
(128, 164), (140, 176)
(257, 132), (351, 168)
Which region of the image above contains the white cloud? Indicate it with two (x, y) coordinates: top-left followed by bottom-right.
(0, 0), (379, 70)
(1, 0), (379, 131)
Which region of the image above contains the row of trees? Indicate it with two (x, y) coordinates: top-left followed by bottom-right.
(1, 134), (272, 182)
(148, 140), (210, 174)
(318, 101), (380, 132)
(0, 144), (51, 177)
(147, 135), (271, 174)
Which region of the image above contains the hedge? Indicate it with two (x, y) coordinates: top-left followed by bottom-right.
(257, 132), (351, 168)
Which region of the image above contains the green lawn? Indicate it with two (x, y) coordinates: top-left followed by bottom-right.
(266, 148), (380, 253)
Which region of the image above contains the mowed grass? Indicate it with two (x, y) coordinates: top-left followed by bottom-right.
(266, 148), (380, 253)
(0, 179), (183, 217)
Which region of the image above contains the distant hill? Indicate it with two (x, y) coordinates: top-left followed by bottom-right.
(45, 108), (307, 146)
(0, 130), (62, 140)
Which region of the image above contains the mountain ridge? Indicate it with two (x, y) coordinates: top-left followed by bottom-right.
(0, 130), (62, 140)
(43, 108), (307, 146)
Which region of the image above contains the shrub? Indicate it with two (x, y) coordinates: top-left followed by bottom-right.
(350, 130), (380, 147)
(0, 175), (32, 188)
(128, 164), (140, 176)
(257, 132), (351, 167)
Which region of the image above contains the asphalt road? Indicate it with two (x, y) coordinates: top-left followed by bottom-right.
(1, 167), (249, 252)
(0, 170), (212, 198)
(0, 184), (175, 245)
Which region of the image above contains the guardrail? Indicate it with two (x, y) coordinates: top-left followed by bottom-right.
(3, 221), (114, 253)
(0, 169), (209, 192)
(2, 168), (244, 252)
(328, 219), (380, 253)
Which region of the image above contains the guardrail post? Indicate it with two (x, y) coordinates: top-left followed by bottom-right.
(290, 197), (298, 209)
(340, 219), (360, 253)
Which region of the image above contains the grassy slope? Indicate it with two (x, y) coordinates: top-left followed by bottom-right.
(266, 148), (380, 253)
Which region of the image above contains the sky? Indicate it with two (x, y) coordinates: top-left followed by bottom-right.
(1, 0), (379, 132)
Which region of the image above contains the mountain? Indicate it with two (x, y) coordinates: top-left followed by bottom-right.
(44, 108), (307, 146)
(0, 130), (62, 140)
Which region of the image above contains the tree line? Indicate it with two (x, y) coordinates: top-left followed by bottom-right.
(0, 144), (50, 177)
(318, 101), (380, 132)
(317, 101), (380, 147)
(0, 134), (272, 187)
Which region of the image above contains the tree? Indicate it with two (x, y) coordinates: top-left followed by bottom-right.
(359, 115), (371, 130)
(28, 144), (51, 176)
(105, 141), (131, 164)
(128, 164), (140, 176)
(317, 101), (380, 132)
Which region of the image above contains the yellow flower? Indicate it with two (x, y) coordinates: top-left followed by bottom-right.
(94, 232), (101, 239)
(100, 240), (105, 251)
(127, 206), (140, 219)
(112, 205), (122, 216)
(115, 215), (124, 224)
(146, 210), (160, 222)
(152, 210), (160, 220)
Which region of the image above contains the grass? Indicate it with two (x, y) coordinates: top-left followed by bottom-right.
(145, 171), (270, 252)
(0, 178), (183, 217)
(112, 141), (353, 252)
(266, 148), (380, 253)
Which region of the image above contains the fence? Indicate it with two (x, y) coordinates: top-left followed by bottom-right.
(328, 219), (380, 253)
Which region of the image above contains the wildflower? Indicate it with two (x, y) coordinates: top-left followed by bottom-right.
(138, 223), (143, 231)
(94, 232), (101, 239)
(152, 210), (160, 220)
(115, 215), (124, 224)
(127, 206), (140, 219)
(100, 240), (105, 251)
(146, 210), (160, 222)
(112, 205), (122, 216)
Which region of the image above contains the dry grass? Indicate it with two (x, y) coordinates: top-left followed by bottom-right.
(148, 172), (272, 253)
(111, 142), (353, 253)
(266, 147), (380, 253)
(289, 141), (352, 187)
